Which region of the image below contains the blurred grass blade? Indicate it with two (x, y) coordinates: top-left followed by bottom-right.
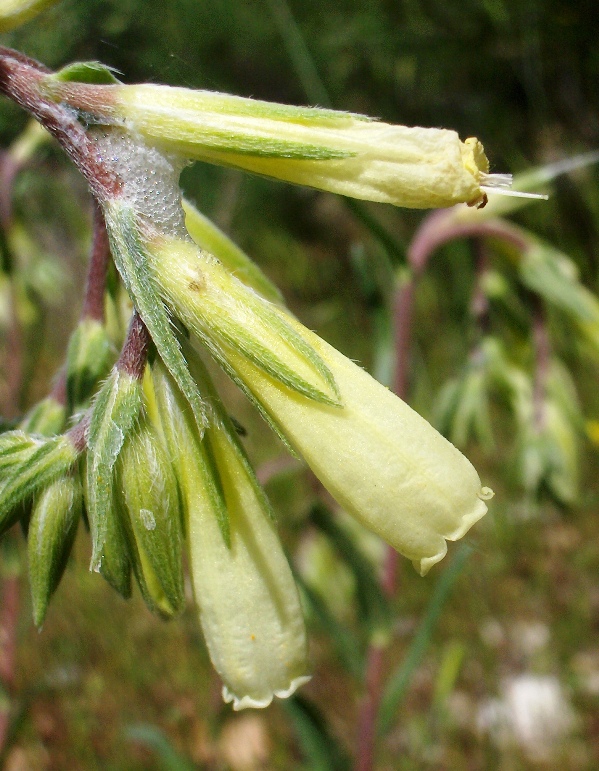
(433, 640), (467, 709)
(519, 242), (599, 325)
(310, 504), (392, 643)
(295, 572), (364, 678)
(264, 0), (408, 271)
(265, 0), (331, 107)
(125, 725), (198, 771)
(378, 543), (471, 734)
(456, 151), (599, 220)
(284, 695), (351, 771)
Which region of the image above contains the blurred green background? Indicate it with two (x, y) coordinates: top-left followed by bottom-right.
(1, 0), (599, 768)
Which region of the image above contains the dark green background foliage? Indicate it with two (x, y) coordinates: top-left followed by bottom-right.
(1, 1), (599, 769)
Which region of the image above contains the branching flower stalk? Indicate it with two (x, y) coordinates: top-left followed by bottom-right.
(0, 44), (495, 712)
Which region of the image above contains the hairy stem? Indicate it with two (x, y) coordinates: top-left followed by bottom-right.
(67, 310), (150, 454)
(117, 310), (151, 380)
(81, 200), (111, 323)
(0, 47), (120, 201)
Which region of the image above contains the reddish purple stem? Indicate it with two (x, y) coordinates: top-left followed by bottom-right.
(81, 200), (111, 323)
(0, 47), (120, 201)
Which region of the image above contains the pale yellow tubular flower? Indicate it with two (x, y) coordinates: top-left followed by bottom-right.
(148, 237), (492, 576)
(46, 81), (497, 209)
(0, 0), (58, 31)
(199, 424), (311, 709)
(150, 362), (310, 709)
(222, 333), (492, 576)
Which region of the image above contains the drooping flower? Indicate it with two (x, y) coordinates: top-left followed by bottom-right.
(144, 230), (492, 576)
(80, 123), (492, 703)
(149, 358), (310, 709)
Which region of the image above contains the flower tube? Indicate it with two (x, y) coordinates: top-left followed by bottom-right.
(150, 361), (310, 709)
(44, 76), (500, 209)
(147, 235), (492, 576)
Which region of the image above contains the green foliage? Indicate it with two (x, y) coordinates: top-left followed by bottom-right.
(1, 0), (599, 768)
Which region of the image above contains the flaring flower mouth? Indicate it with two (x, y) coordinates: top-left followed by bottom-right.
(222, 675), (313, 712)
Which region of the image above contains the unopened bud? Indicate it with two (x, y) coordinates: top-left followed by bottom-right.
(0, 431), (79, 537)
(86, 366), (144, 571)
(20, 395), (66, 436)
(117, 418), (184, 617)
(28, 472), (82, 626)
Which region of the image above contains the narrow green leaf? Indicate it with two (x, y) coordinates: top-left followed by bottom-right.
(432, 640), (467, 708)
(190, 339), (298, 456)
(310, 504), (392, 643)
(0, 430), (41, 469)
(66, 318), (113, 413)
(125, 725), (198, 771)
(284, 695), (351, 771)
(378, 544), (471, 734)
(162, 129), (355, 160)
(20, 396), (66, 435)
(28, 472), (81, 627)
(150, 358), (230, 546)
(151, 239), (340, 407)
(0, 434), (79, 535)
(116, 419), (185, 618)
(295, 572), (364, 678)
(94, 477), (132, 599)
(520, 243), (599, 325)
(184, 339), (280, 525)
(86, 367), (142, 570)
(46, 61), (121, 85)
(103, 200), (207, 433)
(182, 198), (284, 305)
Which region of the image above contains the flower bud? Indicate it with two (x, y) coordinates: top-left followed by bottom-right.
(20, 395), (66, 436)
(85, 366), (143, 572)
(0, 431), (80, 536)
(28, 472), (81, 626)
(81, 454), (132, 599)
(101, 195), (207, 434)
(116, 417), (184, 618)
(148, 236), (340, 412)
